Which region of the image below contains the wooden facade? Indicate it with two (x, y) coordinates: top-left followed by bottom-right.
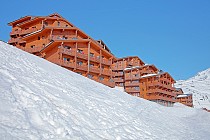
(8, 13), (115, 87)
(8, 13), (193, 107)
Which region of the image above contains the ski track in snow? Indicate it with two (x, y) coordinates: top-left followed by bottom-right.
(0, 41), (210, 140)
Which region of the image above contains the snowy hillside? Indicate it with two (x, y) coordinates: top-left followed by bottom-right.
(176, 68), (210, 110)
(0, 41), (210, 140)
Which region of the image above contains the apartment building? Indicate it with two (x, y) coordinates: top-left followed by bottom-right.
(8, 13), (115, 87)
(7, 13), (191, 107)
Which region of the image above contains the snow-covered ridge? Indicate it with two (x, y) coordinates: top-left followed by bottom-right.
(0, 41), (210, 139)
(176, 68), (210, 110)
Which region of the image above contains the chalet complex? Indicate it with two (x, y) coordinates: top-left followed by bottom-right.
(8, 13), (193, 107)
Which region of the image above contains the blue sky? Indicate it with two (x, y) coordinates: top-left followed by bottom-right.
(1, 0), (210, 80)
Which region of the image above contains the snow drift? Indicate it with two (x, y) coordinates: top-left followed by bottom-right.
(176, 68), (210, 110)
(0, 41), (210, 140)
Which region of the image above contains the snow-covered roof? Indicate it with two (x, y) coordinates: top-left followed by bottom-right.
(177, 94), (192, 98)
(141, 73), (157, 78)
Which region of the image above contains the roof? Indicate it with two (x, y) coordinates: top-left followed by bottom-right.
(8, 16), (32, 26)
(140, 72), (176, 82)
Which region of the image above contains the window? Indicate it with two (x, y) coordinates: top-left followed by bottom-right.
(42, 36), (45, 39)
(72, 37), (78, 40)
(64, 46), (71, 50)
(32, 26), (36, 29)
(87, 74), (93, 79)
(43, 44), (45, 47)
(77, 61), (83, 65)
(76, 72), (82, 75)
(90, 53), (94, 57)
(38, 36), (40, 40)
(90, 64), (94, 67)
(58, 21), (60, 26)
(77, 49), (83, 54)
(31, 45), (35, 48)
(66, 25), (68, 27)
(63, 57), (70, 62)
(99, 77), (104, 81)
(44, 21), (48, 26)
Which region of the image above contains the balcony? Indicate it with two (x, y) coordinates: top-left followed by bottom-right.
(146, 94), (176, 102)
(125, 82), (139, 87)
(76, 64), (88, 71)
(101, 59), (111, 65)
(112, 66), (124, 71)
(8, 38), (19, 44)
(98, 80), (115, 88)
(101, 69), (112, 76)
(24, 46), (43, 53)
(113, 72), (124, 77)
(113, 77), (124, 83)
(89, 67), (100, 73)
(51, 36), (89, 42)
(90, 56), (100, 63)
(10, 28), (39, 36)
(147, 89), (176, 97)
(125, 88), (140, 93)
(77, 52), (88, 60)
(60, 61), (75, 69)
(125, 76), (140, 80)
(147, 81), (174, 90)
(60, 48), (75, 57)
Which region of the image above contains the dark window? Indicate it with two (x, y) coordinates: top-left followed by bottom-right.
(38, 36), (40, 40)
(90, 53), (94, 57)
(99, 77), (104, 81)
(87, 74), (93, 79)
(31, 45), (35, 48)
(77, 49), (83, 54)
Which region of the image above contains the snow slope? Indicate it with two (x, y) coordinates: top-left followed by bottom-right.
(0, 41), (210, 140)
(176, 68), (210, 110)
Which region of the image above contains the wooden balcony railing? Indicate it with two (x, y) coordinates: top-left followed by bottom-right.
(8, 38), (19, 43)
(125, 76), (141, 80)
(98, 80), (115, 88)
(125, 88), (140, 93)
(10, 28), (39, 36)
(76, 64), (88, 71)
(90, 67), (100, 73)
(125, 82), (140, 87)
(146, 95), (176, 103)
(90, 56), (100, 63)
(101, 69), (112, 76)
(113, 72), (124, 77)
(77, 52), (88, 60)
(101, 59), (111, 65)
(60, 48), (75, 57)
(60, 61), (75, 69)
(147, 89), (176, 97)
(24, 46), (43, 53)
(113, 78), (124, 83)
